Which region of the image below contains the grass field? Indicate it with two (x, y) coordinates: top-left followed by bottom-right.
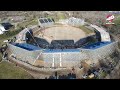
(112, 15), (120, 25)
(17, 18), (38, 28)
(0, 61), (34, 79)
(79, 26), (94, 34)
(0, 18), (40, 79)
(0, 27), (24, 47)
(57, 12), (66, 20)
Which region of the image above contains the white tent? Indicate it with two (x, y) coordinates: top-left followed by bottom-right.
(0, 30), (4, 34)
(0, 25), (5, 35)
(58, 17), (85, 26)
(68, 17), (85, 26)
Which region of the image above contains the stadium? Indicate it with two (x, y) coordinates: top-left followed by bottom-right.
(7, 17), (118, 68)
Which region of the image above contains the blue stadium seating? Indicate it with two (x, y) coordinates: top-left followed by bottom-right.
(82, 42), (112, 49)
(44, 49), (80, 53)
(14, 43), (41, 51)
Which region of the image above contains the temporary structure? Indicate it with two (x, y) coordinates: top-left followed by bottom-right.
(0, 25), (6, 34)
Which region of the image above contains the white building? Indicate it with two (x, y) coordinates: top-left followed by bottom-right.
(0, 22), (13, 35)
(68, 17), (85, 26)
(0, 24), (7, 35)
(58, 17), (85, 26)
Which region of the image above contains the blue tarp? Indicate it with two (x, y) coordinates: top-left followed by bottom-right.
(44, 49), (80, 53)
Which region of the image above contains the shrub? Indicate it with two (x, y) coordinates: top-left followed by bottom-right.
(100, 71), (107, 78)
(0, 53), (2, 62)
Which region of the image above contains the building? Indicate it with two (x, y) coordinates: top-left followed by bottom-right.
(0, 22), (13, 35)
(8, 26), (117, 68)
(0, 25), (5, 34)
(7, 17), (117, 68)
(58, 17), (85, 26)
(68, 17), (85, 26)
(38, 18), (55, 28)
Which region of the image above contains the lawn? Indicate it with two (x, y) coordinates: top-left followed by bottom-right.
(0, 61), (34, 79)
(113, 15), (120, 25)
(79, 25), (94, 34)
(0, 31), (20, 47)
(57, 12), (66, 20)
(17, 18), (38, 28)
(0, 25), (25, 47)
(0, 19), (38, 79)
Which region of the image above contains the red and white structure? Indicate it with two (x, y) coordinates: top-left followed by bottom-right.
(106, 14), (115, 24)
